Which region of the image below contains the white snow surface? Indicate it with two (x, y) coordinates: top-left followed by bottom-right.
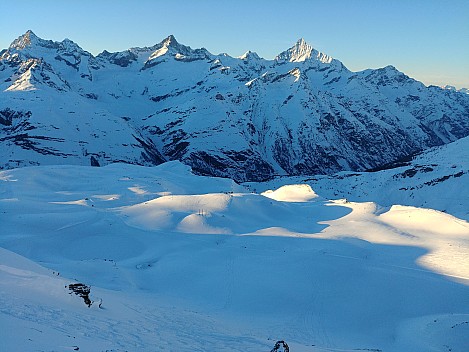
(262, 184), (318, 202)
(1, 161), (468, 351)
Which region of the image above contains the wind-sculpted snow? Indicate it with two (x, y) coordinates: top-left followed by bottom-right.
(262, 184), (318, 202)
(1, 31), (469, 181)
(1, 162), (468, 351)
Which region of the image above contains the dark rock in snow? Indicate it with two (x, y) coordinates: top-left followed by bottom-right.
(270, 340), (290, 352)
(68, 283), (92, 307)
(90, 155), (100, 166)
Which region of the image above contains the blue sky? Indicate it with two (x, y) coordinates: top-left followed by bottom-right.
(1, 0), (468, 88)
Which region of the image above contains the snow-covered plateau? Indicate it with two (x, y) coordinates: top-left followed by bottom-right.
(1, 31), (469, 351)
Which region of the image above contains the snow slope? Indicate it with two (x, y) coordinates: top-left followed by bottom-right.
(1, 162), (468, 351)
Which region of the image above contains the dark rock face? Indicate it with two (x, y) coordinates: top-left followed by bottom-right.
(68, 283), (92, 307)
(97, 50), (138, 67)
(187, 150), (275, 182)
(133, 135), (166, 164)
(90, 155), (100, 166)
(0, 108), (31, 127)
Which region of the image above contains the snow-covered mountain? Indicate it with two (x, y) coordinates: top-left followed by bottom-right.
(2, 30), (469, 181)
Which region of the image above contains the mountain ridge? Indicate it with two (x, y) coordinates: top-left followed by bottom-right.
(1, 31), (469, 181)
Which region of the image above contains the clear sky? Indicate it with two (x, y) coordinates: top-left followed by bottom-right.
(1, 0), (468, 88)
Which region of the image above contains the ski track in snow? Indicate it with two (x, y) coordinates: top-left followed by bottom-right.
(1, 163), (468, 351)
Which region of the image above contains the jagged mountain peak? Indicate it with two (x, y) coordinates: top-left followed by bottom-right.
(145, 35), (211, 64)
(9, 30), (43, 50)
(295, 38), (308, 48)
(162, 34), (178, 47)
(58, 38), (87, 55)
(123, 35), (182, 55)
(7, 30), (88, 57)
(21, 29), (39, 41)
(238, 50), (261, 60)
(275, 38), (333, 64)
(61, 37), (79, 46)
(154, 34), (191, 54)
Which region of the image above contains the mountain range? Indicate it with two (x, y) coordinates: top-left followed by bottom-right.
(1, 30), (469, 181)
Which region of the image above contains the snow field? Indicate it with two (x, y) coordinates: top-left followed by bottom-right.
(1, 162), (468, 351)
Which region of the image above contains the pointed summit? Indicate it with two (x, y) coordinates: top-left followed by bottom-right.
(295, 38), (308, 48)
(238, 50), (261, 61)
(59, 37), (86, 54)
(7, 30), (65, 54)
(9, 30), (41, 50)
(275, 38), (332, 64)
(145, 35), (211, 64)
(148, 35), (186, 59)
(24, 29), (39, 40)
(162, 34), (178, 47)
(7, 30), (88, 55)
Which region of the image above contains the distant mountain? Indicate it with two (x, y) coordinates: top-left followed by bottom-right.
(1, 30), (469, 181)
(442, 85), (469, 94)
